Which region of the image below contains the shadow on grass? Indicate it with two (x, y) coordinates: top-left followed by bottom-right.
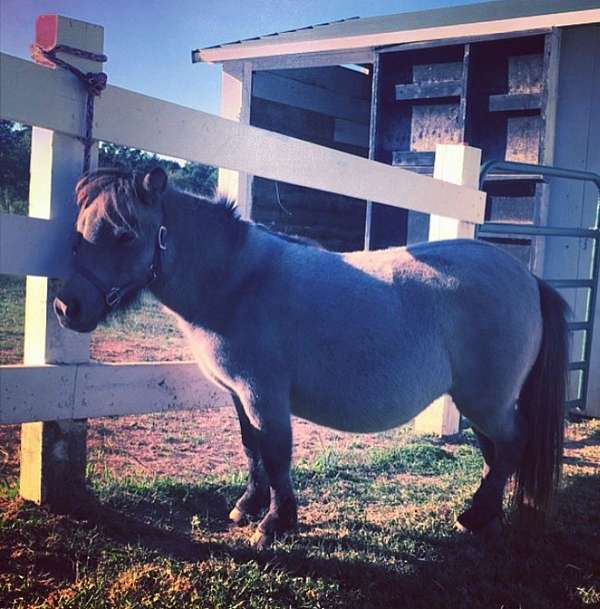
(2, 453), (598, 609)
(55, 469), (594, 607)
(563, 425), (600, 450)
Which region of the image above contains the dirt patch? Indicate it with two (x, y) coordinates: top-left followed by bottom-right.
(2, 409), (598, 491)
(0, 407), (409, 487)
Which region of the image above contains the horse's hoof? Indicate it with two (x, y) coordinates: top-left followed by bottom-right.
(229, 506), (249, 527)
(454, 519), (470, 534)
(250, 528), (274, 550)
(454, 515), (503, 543)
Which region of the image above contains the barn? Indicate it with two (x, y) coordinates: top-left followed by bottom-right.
(193, 0), (600, 418)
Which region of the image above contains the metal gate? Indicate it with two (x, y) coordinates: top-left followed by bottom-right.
(478, 160), (600, 416)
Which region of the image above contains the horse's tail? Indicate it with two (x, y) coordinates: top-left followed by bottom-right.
(513, 278), (569, 520)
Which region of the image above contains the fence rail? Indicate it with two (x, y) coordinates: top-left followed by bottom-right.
(0, 362), (229, 425)
(0, 52), (486, 226)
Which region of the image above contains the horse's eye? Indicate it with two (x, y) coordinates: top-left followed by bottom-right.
(116, 230), (136, 246)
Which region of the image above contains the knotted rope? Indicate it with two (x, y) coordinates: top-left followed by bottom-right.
(31, 43), (108, 173)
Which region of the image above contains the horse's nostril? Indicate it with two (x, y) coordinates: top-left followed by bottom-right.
(54, 296), (80, 321)
(54, 297), (68, 318)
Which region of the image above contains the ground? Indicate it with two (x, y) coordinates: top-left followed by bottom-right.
(1, 276), (599, 609)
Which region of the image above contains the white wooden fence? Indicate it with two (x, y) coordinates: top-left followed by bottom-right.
(0, 15), (486, 506)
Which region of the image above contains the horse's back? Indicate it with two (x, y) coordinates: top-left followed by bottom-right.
(230, 233), (543, 434)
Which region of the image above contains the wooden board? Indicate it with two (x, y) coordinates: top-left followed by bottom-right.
(252, 71), (370, 124)
(489, 93), (542, 112)
(506, 115), (541, 163)
(270, 66), (372, 100)
(395, 80), (462, 100)
(410, 103), (461, 151)
(0, 53), (486, 227)
(0, 213), (72, 278)
(0, 362), (230, 424)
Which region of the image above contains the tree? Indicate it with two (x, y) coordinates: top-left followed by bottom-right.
(0, 120), (31, 214)
(170, 162), (217, 198)
(99, 142), (216, 197)
(0, 125), (217, 215)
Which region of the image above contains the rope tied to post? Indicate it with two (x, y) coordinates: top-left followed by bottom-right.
(31, 43), (108, 173)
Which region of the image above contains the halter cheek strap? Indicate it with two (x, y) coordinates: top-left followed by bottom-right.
(72, 222), (167, 309)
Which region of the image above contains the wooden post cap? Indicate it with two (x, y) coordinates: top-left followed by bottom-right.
(32, 15), (59, 68)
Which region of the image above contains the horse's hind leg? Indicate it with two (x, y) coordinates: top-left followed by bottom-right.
(456, 405), (527, 535)
(229, 395), (270, 526)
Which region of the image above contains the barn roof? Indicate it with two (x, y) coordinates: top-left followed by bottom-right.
(192, 0), (600, 64)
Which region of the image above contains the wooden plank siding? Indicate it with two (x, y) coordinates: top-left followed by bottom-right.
(542, 24), (600, 415)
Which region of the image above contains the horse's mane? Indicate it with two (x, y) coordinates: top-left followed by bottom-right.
(77, 167), (319, 249)
(255, 224), (320, 248)
(76, 167), (243, 231)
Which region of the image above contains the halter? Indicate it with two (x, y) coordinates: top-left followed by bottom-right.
(72, 223), (167, 309)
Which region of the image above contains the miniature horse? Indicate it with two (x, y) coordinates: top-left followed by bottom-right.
(54, 168), (568, 548)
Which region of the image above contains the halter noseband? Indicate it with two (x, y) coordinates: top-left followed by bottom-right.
(72, 222), (167, 309)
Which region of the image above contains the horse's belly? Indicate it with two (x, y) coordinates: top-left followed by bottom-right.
(289, 381), (438, 434)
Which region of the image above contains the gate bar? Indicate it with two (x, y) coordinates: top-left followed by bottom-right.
(479, 159), (600, 415)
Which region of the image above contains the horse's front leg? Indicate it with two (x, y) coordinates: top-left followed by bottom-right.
(240, 396), (297, 549)
(229, 394), (271, 525)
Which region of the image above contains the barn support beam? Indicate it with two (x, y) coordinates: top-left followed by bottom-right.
(414, 144), (482, 436)
(217, 61), (253, 220)
(19, 15), (104, 510)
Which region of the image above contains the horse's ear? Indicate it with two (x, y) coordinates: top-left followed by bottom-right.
(75, 174), (93, 207)
(139, 167), (168, 204)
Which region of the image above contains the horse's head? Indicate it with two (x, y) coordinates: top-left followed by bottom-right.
(54, 167), (168, 332)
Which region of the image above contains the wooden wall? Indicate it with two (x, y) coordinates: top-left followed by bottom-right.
(374, 35), (549, 251)
(543, 24), (600, 414)
(250, 66), (371, 251)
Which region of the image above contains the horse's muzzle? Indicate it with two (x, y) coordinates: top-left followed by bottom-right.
(53, 295), (97, 333)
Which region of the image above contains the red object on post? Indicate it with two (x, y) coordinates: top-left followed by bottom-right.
(31, 15), (59, 68)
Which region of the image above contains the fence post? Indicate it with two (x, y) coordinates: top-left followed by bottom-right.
(19, 15), (104, 509)
(413, 144), (483, 436)
(217, 61), (253, 219)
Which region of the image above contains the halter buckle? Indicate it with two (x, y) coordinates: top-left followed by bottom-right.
(106, 288), (122, 307)
(158, 225), (167, 251)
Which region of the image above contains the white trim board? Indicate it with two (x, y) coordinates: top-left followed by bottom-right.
(194, 1), (600, 62)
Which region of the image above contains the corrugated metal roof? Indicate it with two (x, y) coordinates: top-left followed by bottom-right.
(200, 16), (361, 51)
(192, 0), (600, 63)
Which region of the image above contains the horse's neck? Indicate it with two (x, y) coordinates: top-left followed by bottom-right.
(149, 192), (265, 329)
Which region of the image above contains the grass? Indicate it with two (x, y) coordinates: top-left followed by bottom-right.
(0, 275), (25, 364)
(1, 420), (599, 609)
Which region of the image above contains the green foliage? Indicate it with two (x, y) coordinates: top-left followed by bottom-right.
(0, 275), (25, 364)
(99, 142), (217, 197)
(0, 120), (31, 214)
(368, 443), (456, 475)
(0, 121), (217, 216)
(296, 448), (341, 479)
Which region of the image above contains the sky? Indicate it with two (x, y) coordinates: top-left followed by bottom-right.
(1, 0), (485, 115)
